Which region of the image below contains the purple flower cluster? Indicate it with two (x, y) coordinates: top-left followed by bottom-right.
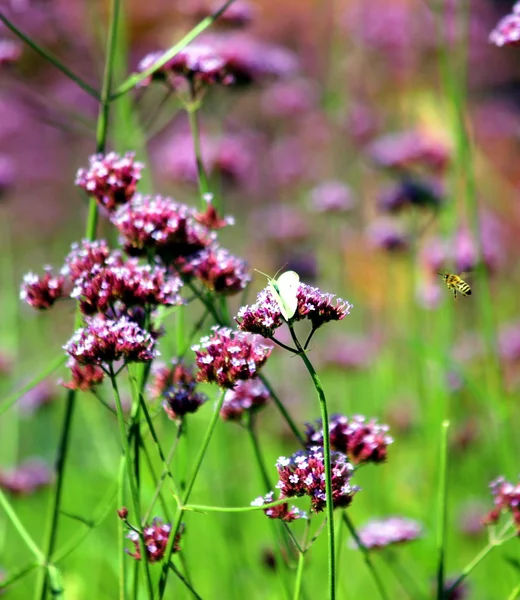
(192, 327), (272, 389)
(75, 152), (143, 212)
(351, 517), (423, 550)
(275, 446), (359, 513)
(305, 414), (393, 465)
(127, 518), (182, 562)
(251, 492), (306, 522)
(64, 316), (157, 366)
(376, 178), (444, 213)
(490, 2), (520, 47)
(149, 360), (207, 420)
(61, 359), (105, 392)
(187, 246), (251, 296)
(220, 379), (270, 421)
(236, 283), (352, 337)
(20, 268), (65, 310)
(309, 180), (355, 213)
(482, 476), (520, 533)
(0, 459), (53, 495)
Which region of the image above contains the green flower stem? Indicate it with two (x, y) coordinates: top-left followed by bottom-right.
(435, 420), (450, 600)
(111, 0), (238, 98)
(293, 516), (311, 600)
(0, 563), (39, 590)
(0, 14), (100, 100)
(108, 366), (153, 599)
(288, 326), (335, 600)
(118, 456), (128, 600)
(183, 497), (291, 513)
(157, 389), (226, 598)
(507, 581), (520, 600)
(342, 513), (389, 600)
(168, 562), (204, 600)
(0, 354), (66, 417)
(186, 102), (211, 207)
(0, 488), (44, 561)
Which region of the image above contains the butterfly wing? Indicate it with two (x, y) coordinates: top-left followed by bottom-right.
(272, 271), (300, 320)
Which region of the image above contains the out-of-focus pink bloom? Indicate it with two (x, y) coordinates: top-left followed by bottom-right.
(350, 517), (423, 550)
(345, 101), (380, 145)
(482, 476), (520, 533)
(457, 501), (486, 537)
(489, 2), (520, 47)
(309, 181), (355, 213)
(499, 322), (520, 362)
(0, 39), (22, 66)
(416, 280), (443, 310)
(127, 519), (182, 562)
(251, 492), (307, 522)
(0, 459), (53, 495)
(268, 136), (309, 187)
(60, 359), (105, 392)
(220, 379), (270, 421)
(366, 219), (410, 252)
(319, 335), (378, 371)
(254, 206), (311, 244)
(377, 178), (444, 213)
(183, 0), (256, 28)
(0, 154), (15, 195)
(261, 78), (318, 119)
(20, 268), (65, 310)
(368, 131), (450, 174)
(19, 381), (56, 413)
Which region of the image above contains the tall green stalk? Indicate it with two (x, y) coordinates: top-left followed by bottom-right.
(435, 420), (450, 600)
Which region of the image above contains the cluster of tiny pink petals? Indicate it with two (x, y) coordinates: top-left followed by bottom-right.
(127, 518), (182, 562)
(187, 246), (251, 295)
(368, 131), (450, 173)
(251, 492), (307, 522)
(75, 152), (143, 212)
(60, 359), (105, 392)
(71, 261), (183, 315)
(64, 316), (157, 366)
(220, 379), (270, 421)
(62, 239), (117, 281)
(235, 288), (285, 337)
(482, 476), (520, 533)
(0, 459), (53, 495)
(351, 517), (423, 550)
(194, 196), (234, 230)
(111, 194), (214, 262)
(20, 268), (65, 310)
(490, 2), (520, 47)
(136, 44), (234, 88)
(305, 414), (393, 465)
(275, 446), (359, 513)
(192, 327), (272, 389)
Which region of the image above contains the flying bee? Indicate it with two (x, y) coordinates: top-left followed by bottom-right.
(438, 271), (472, 300)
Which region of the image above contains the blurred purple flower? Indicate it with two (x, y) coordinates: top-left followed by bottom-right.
(127, 518), (182, 562)
(366, 219), (410, 252)
(193, 327), (272, 389)
(350, 517), (423, 550)
(0, 459), (53, 495)
(220, 378), (270, 421)
(261, 78), (318, 119)
(0, 39), (22, 66)
(482, 475), (520, 533)
(309, 180), (355, 213)
(254, 206), (311, 244)
(319, 335), (379, 371)
(19, 380), (56, 414)
(251, 492), (307, 522)
(0, 154), (15, 196)
(183, 0), (256, 28)
(20, 267), (65, 310)
(377, 178), (444, 213)
(489, 2), (520, 47)
(60, 359), (105, 392)
(499, 322), (520, 362)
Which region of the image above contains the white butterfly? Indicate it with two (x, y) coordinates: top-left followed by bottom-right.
(267, 270), (300, 321)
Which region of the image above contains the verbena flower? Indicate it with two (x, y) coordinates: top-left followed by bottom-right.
(261, 78), (318, 119)
(351, 517), (423, 550)
(194, 195), (234, 230)
(20, 268), (65, 310)
(251, 492), (307, 522)
(187, 246), (251, 296)
(319, 335), (379, 371)
(220, 379), (270, 421)
(236, 283), (352, 337)
(60, 359), (105, 392)
(18, 381), (56, 414)
(75, 152), (143, 212)
(192, 327), (272, 389)
(489, 2), (520, 47)
(309, 180), (355, 213)
(150, 360), (207, 420)
(305, 414), (392, 465)
(64, 316), (157, 366)
(126, 518), (183, 562)
(0, 459), (53, 495)
(275, 446), (359, 513)
(482, 476), (520, 533)
(111, 194), (214, 263)
(377, 178), (444, 213)
(71, 261), (183, 315)
(62, 239), (117, 282)
(366, 219), (410, 252)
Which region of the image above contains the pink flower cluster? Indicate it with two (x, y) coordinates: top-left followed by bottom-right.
(490, 2), (520, 47)
(236, 283), (352, 337)
(61, 359), (105, 391)
(0, 459), (53, 495)
(192, 327), (272, 389)
(351, 517), (422, 550)
(186, 246), (251, 296)
(220, 379), (270, 421)
(251, 492), (307, 522)
(75, 152), (143, 212)
(305, 414), (393, 465)
(20, 268), (65, 310)
(482, 476), (520, 533)
(126, 519), (183, 562)
(275, 446), (359, 513)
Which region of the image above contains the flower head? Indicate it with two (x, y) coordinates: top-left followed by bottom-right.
(187, 246), (251, 296)
(75, 152), (143, 212)
(0, 459), (53, 495)
(309, 180), (355, 213)
(275, 447), (359, 513)
(220, 379), (270, 421)
(194, 195), (234, 230)
(366, 219), (410, 252)
(127, 518), (183, 562)
(20, 268), (65, 310)
(305, 414), (392, 465)
(60, 359), (105, 392)
(62, 239), (117, 282)
(490, 3), (520, 47)
(482, 476), (520, 533)
(64, 316), (157, 366)
(351, 517), (423, 550)
(377, 178), (444, 213)
(251, 492), (307, 522)
(193, 327), (272, 389)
